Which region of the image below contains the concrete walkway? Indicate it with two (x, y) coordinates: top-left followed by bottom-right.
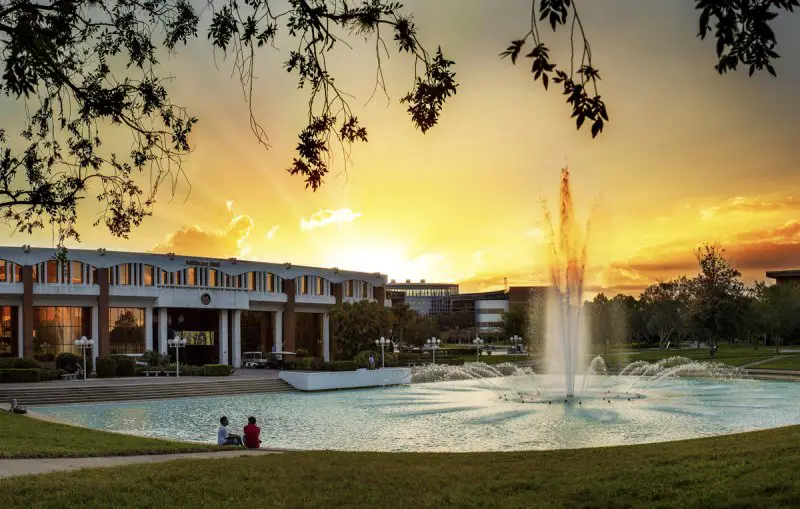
(0, 449), (283, 479)
(739, 356), (786, 369)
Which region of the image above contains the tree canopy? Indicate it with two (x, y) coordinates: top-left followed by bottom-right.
(1, 0), (796, 242)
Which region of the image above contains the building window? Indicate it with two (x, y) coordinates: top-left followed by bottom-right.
(299, 276), (309, 295)
(187, 267), (197, 286)
(117, 264), (131, 285)
(143, 265), (154, 286)
(0, 261), (6, 283)
(248, 272), (256, 291)
(346, 280), (354, 297)
(70, 261), (84, 284)
(109, 308), (145, 355)
(91, 267), (98, 285)
(362, 282), (369, 298)
(208, 269), (217, 287)
(0, 306), (14, 357)
(33, 306), (89, 360)
(14, 264), (21, 283)
(46, 260), (59, 283)
(266, 273), (275, 292)
(316, 277), (325, 295)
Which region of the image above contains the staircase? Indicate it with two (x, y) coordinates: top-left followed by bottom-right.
(0, 377), (296, 407)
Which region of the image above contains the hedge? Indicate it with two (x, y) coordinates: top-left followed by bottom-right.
(95, 357), (117, 378)
(328, 360), (358, 371)
(203, 364), (233, 376)
(294, 357), (313, 370)
(181, 365), (205, 376)
(110, 355), (136, 377)
(0, 368), (42, 383)
(55, 352), (93, 374)
(0, 357), (41, 369)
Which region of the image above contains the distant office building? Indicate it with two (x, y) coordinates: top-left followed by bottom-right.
(766, 270), (800, 284)
(385, 280), (458, 317)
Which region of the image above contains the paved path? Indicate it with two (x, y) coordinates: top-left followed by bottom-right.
(739, 356), (786, 369)
(0, 449), (283, 479)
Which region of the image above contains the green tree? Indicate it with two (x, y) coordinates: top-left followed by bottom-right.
(406, 314), (439, 348)
(640, 280), (686, 349)
(390, 303), (417, 348)
(685, 243), (745, 356)
(501, 305), (526, 338)
(330, 300), (392, 359)
(753, 281), (800, 354)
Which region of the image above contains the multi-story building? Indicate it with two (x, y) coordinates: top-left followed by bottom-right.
(385, 280), (458, 317)
(0, 246), (388, 367)
(766, 270), (800, 284)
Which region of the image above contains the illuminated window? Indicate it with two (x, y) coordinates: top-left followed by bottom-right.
(362, 282), (369, 298)
(117, 264), (131, 285)
(108, 307), (145, 354)
(316, 277), (325, 295)
(209, 269), (217, 287)
(70, 261), (84, 284)
(46, 260), (59, 283)
(299, 276), (309, 295)
(248, 272), (256, 291)
(0, 262), (6, 283)
(187, 267), (197, 286)
(143, 265), (154, 286)
(346, 280), (354, 297)
(267, 274), (275, 292)
(33, 306), (90, 360)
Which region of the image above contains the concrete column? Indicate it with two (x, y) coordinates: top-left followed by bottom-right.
(218, 309), (229, 364)
(98, 268), (110, 356)
(374, 285), (386, 305)
(16, 305), (23, 358)
(273, 310), (283, 352)
(259, 312), (268, 354)
(232, 310), (242, 368)
(158, 307), (168, 354)
(322, 312), (331, 362)
(22, 265), (33, 358)
(282, 279), (297, 353)
(91, 305), (99, 370)
(144, 306), (154, 351)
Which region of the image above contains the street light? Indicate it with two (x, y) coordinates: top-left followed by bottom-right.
(73, 336), (95, 381)
(426, 337), (441, 364)
(473, 337), (484, 362)
(510, 335), (522, 353)
(375, 336), (392, 369)
(168, 335), (187, 377)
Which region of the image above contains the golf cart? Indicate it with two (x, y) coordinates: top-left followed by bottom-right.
(242, 351), (268, 368)
(265, 351), (296, 370)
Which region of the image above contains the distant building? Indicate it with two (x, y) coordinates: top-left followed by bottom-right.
(386, 278), (547, 337)
(766, 270), (800, 284)
(385, 280), (458, 317)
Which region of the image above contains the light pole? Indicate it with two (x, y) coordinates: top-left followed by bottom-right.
(73, 336), (95, 381)
(510, 335), (522, 353)
(426, 337), (441, 364)
(375, 336), (392, 368)
(473, 337), (484, 362)
(168, 335), (187, 377)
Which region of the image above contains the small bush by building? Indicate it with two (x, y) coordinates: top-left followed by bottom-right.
(110, 355), (136, 377)
(203, 364), (233, 376)
(95, 357), (117, 378)
(0, 368), (42, 383)
(328, 360), (358, 371)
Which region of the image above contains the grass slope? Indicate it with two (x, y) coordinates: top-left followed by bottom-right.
(0, 412), (217, 459)
(603, 344), (779, 368)
(752, 355), (800, 371)
(1, 425), (799, 508)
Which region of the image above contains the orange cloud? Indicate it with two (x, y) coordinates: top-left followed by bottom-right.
(701, 196), (800, 219)
(152, 202), (254, 258)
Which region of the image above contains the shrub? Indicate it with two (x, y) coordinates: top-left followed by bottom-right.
(310, 357), (326, 371)
(142, 350), (170, 367)
(294, 357), (313, 370)
(39, 369), (66, 381)
(0, 368), (42, 383)
(181, 365), (204, 376)
(95, 357), (117, 378)
(55, 353), (93, 374)
(203, 364), (233, 376)
(329, 360), (358, 371)
(381, 352), (399, 367)
(282, 360), (296, 370)
(0, 357), (41, 369)
(110, 355), (136, 377)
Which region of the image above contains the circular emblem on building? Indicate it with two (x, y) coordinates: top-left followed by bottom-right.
(201, 293), (211, 306)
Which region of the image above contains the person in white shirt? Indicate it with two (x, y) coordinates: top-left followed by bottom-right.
(217, 416), (242, 446)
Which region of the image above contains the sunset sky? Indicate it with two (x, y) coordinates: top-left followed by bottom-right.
(3, 0), (800, 295)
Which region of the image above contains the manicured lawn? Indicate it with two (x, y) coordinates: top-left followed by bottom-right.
(602, 344), (779, 369)
(752, 355), (800, 371)
(1, 425), (799, 508)
(0, 412), (218, 459)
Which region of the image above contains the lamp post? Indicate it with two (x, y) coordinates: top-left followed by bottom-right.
(473, 337), (484, 362)
(375, 336), (392, 368)
(510, 335), (522, 354)
(168, 335), (187, 377)
(73, 336), (95, 381)
(426, 337), (441, 364)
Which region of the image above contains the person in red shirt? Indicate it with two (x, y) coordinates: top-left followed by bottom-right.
(243, 416), (261, 449)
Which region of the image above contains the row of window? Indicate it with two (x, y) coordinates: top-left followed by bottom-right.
(476, 308), (507, 315)
(0, 261), (375, 295)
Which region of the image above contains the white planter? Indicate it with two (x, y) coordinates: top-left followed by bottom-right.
(279, 368), (412, 391)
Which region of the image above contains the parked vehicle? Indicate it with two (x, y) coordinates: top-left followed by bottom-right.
(242, 351), (267, 368)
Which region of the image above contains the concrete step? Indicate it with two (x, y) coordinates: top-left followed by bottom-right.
(1, 378), (296, 406)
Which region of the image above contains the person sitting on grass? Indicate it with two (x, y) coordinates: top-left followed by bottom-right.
(243, 416), (262, 449)
(217, 416), (242, 446)
(8, 399), (26, 414)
